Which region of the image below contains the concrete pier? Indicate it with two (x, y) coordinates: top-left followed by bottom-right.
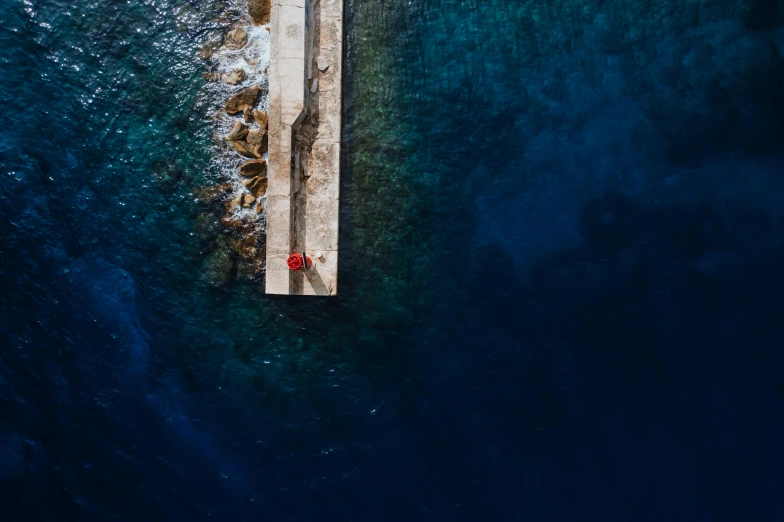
(265, 0), (342, 296)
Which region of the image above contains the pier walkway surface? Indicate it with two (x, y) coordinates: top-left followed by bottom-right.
(265, 0), (343, 296)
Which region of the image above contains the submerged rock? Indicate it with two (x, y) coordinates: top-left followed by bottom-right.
(220, 212), (262, 236)
(239, 159), (267, 178)
(229, 238), (257, 260)
(225, 224), (264, 282)
(193, 212), (221, 242)
(226, 121), (249, 141)
(248, 0), (271, 25)
(220, 215), (242, 230)
(225, 193), (243, 214)
(201, 246), (235, 286)
(223, 68), (247, 85)
(224, 85), (261, 115)
(224, 26), (248, 50)
(195, 182), (232, 205)
(151, 157), (184, 188)
(236, 258), (263, 281)
(197, 36), (222, 60)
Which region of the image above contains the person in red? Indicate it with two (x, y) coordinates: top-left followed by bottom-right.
(286, 253), (312, 271)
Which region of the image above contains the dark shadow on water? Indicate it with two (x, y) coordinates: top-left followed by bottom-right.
(407, 190), (784, 520)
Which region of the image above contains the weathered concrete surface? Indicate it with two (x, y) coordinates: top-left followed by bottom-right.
(265, 0), (342, 296)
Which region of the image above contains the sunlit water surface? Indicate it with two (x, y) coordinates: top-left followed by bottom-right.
(2, 0), (784, 519)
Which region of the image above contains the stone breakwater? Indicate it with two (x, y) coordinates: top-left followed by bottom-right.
(194, 0), (272, 285)
(265, 0), (343, 296)
(193, 0), (342, 293)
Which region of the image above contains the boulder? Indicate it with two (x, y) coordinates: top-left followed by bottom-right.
(223, 68), (247, 85)
(203, 71), (221, 82)
(316, 55), (329, 72)
(252, 110), (268, 129)
(243, 107), (253, 123)
(241, 194), (256, 208)
(242, 176), (268, 198)
(228, 129), (266, 158)
(251, 141), (266, 157)
(246, 129), (267, 151)
(224, 85), (261, 115)
(239, 159), (267, 178)
(224, 27), (247, 50)
(231, 140), (262, 159)
(226, 120), (249, 141)
(310, 78), (318, 93)
(248, 0), (271, 25)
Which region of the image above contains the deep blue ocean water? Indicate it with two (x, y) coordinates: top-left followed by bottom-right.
(2, 0), (784, 519)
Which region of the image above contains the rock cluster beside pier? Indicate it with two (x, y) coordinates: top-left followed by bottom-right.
(194, 0), (272, 285)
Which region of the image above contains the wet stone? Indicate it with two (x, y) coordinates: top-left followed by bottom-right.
(224, 26), (247, 50)
(239, 159), (267, 178)
(253, 110), (268, 130)
(241, 194), (256, 208)
(231, 140), (262, 159)
(226, 121), (249, 141)
(223, 68), (247, 85)
(224, 85), (261, 115)
(242, 176), (268, 198)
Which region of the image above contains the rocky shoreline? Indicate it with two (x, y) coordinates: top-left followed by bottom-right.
(194, 0), (271, 285)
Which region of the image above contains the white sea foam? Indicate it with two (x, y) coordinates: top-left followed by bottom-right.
(211, 23), (270, 102)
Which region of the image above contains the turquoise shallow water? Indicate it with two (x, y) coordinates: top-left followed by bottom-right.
(2, 0), (784, 519)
